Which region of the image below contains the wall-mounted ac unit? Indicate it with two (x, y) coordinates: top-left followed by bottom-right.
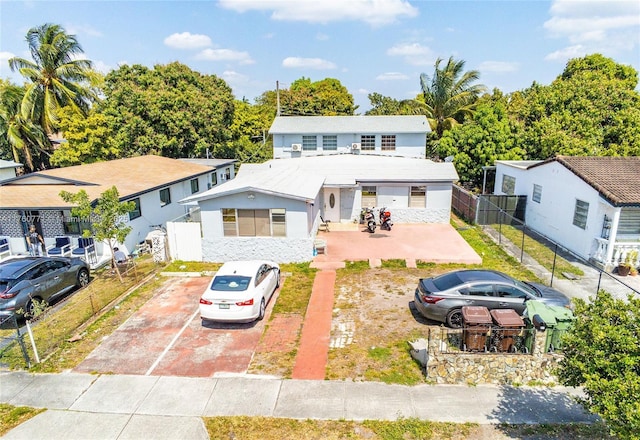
(351, 143), (361, 150)
(291, 143), (302, 152)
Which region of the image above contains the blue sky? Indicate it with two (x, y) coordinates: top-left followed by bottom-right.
(1, 0), (639, 112)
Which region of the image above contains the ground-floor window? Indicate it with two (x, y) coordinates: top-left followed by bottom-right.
(360, 135), (375, 151)
(361, 186), (377, 208)
(322, 135), (337, 151)
(410, 186), (426, 207)
(302, 135), (317, 151)
(61, 210), (92, 235)
(573, 199), (589, 229)
(222, 208), (286, 237)
(381, 135), (396, 151)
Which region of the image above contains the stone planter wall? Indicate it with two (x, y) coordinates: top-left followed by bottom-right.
(424, 328), (563, 385)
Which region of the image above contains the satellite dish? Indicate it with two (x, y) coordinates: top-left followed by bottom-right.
(444, 155), (454, 162)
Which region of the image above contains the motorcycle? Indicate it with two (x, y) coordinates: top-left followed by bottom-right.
(379, 207), (393, 231)
(362, 208), (377, 233)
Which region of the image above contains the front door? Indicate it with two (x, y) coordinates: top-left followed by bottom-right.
(324, 188), (340, 222)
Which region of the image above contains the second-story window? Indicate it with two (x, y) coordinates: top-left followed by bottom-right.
(360, 135), (375, 151)
(381, 135), (396, 151)
(160, 188), (171, 207)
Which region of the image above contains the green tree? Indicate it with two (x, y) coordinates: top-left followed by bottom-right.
(556, 291), (640, 439)
(225, 99), (273, 163)
(420, 56), (486, 139)
(438, 91), (525, 189)
(258, 77), (356, 116)
(509, 54), (640, 159)
(98, 62), (234, 158)
(365, 92), (424, 115)
(59, 186), (135, 282)
(8, 23), (96, 135)
(0, 81), (50, 171)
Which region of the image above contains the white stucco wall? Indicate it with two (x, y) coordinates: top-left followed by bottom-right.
(495, 162), (614, 260)
(202, 236), (314, 263)
(273, 133), (426, 158)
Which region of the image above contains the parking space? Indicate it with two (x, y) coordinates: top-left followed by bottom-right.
(74, 276), (274, 377)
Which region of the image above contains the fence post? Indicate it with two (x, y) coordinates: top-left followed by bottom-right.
(550, 243), (558, 287)
(520, 224), (526, 262)
(14, 316), (31, 368)
(498, 210), (503, 245)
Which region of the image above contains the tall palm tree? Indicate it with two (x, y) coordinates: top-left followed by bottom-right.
(0, 83), (49, 171)
(8, 23), (95, 135)
(420, 56), (486, 138)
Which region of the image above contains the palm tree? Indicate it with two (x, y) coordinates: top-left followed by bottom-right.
(8, 23), (95, 136)
(0, 83), (50, 171)
(420, 56), (486, 138)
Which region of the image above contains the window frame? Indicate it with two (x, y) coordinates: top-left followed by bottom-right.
(532, 184), (542, 203)
(302, 135), (317, 151)
(380, 135), (396, 151)
(190, 178), (199, 194)
(572, 199), (589, 230)
(211, 172), (218, 187)
(222, 208), (286, 237)
(361, 186), (377, 208)
(410, 186), (426, 208)
(501, 175), (516, 195)
(360, 135), (375, 151)
(60, 210), (92, 235)
(159, 188), (171, 207)
(322, 135), (338, 151)
(128, 198), (142, 220)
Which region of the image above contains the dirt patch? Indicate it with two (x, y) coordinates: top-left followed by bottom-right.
(326, 267), (446, 383)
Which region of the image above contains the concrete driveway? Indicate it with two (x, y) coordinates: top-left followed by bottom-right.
(313, 223), (481, 265)
(74, 276), (275, 377)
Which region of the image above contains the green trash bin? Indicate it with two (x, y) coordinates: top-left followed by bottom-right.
(524, 300), (557, 353)
(547, 305), (575, 351)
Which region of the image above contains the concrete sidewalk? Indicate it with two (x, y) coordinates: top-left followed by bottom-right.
(0, 371), (597, 440)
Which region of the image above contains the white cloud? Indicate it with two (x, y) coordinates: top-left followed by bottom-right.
(478, 61), (519, 73)
(387, 42), (433, 66)
(92, 60), (112, 75)
(376, 72), (409, 80)
(164, 32), (212, 49)
(222, 70), (249, 84)
(544, 0), (640, 61)
(357, 88), (369, 95)
(0, 51), (15, 77)
(195, 48), (255, 65)
(282, 57), (337, 69)
(65, 24), (103, 38)
(219, 0), (418, 26)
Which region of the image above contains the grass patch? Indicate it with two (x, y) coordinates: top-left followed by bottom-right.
(381, 259), (406, 269)
(162, 260), (221, 273)
(0, 404), (44, 436)
(271, 263), (316, 316)
(343, 260), (371, 272)
(494, 224), (584, 276)
(0, 256), (164, 371)
(416, 260), (436, 269)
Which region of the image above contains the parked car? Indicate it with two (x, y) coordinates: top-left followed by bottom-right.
(0, 256), (90, 321)
(199, 260), (280, 323)
(413, 269), (571, 328)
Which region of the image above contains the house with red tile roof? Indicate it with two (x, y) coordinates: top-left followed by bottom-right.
(494, 156), (640, 270)
(0, 155), (235, 263)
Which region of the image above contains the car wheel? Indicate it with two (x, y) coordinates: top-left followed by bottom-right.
(446, 309), (464, 328)
(77, 268), (90, 287)
(257, 298), (266, 321)
(25, 298), (46, 319)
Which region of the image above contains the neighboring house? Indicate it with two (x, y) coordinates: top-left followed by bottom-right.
(270, 115), (430, 159)
(0, 155), (235, 260)
(181, 155), (459, 263)
(494, 156), (640, 269)
(0, 159), (22, 182)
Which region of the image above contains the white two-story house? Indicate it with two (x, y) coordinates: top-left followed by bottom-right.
(270, 115), (430, 159)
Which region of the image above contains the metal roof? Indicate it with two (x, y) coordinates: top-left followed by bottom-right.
(182, 155), (458, 204)
(269, 115), (430, 134)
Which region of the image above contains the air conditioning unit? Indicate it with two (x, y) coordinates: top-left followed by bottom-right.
(351, 143), (361, 150)
(291, 143), (302, 152)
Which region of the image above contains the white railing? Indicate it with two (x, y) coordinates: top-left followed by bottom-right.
(593, 238), (640, 267)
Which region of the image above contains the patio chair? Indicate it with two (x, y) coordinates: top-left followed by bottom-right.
(72, 237), (97, 264)
(319, 215), (331, 232)
(47, 236), (72, 257)
(0, 236), (11, 260)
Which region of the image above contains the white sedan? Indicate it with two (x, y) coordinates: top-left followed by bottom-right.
(199, 260), (280, 323)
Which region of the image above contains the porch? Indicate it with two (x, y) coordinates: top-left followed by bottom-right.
(311, 223), (482, 267)
(593, 238), (640, 271)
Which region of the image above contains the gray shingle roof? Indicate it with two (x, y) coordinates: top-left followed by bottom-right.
(182, 155), (457, 203)
(269, 115), (430, 134)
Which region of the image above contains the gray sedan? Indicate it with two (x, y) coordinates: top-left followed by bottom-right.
(0, 256), (90, 321)
(413, 269), (571, 328)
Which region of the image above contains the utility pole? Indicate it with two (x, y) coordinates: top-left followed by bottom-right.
(276, 80), (281, 117)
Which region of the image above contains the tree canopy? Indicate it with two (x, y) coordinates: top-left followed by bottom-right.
(556, 291), (640, 439)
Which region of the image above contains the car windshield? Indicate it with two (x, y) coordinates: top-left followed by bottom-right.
(211, 275), (251, 292)
(432, 272), (464, 291)
(0, 279), (10, 293)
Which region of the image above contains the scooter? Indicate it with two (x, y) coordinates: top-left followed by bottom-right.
(379, 207), (393, 231)
(362, 208), (377, 233)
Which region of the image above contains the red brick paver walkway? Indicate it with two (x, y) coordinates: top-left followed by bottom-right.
(291, 270), (336, 379)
